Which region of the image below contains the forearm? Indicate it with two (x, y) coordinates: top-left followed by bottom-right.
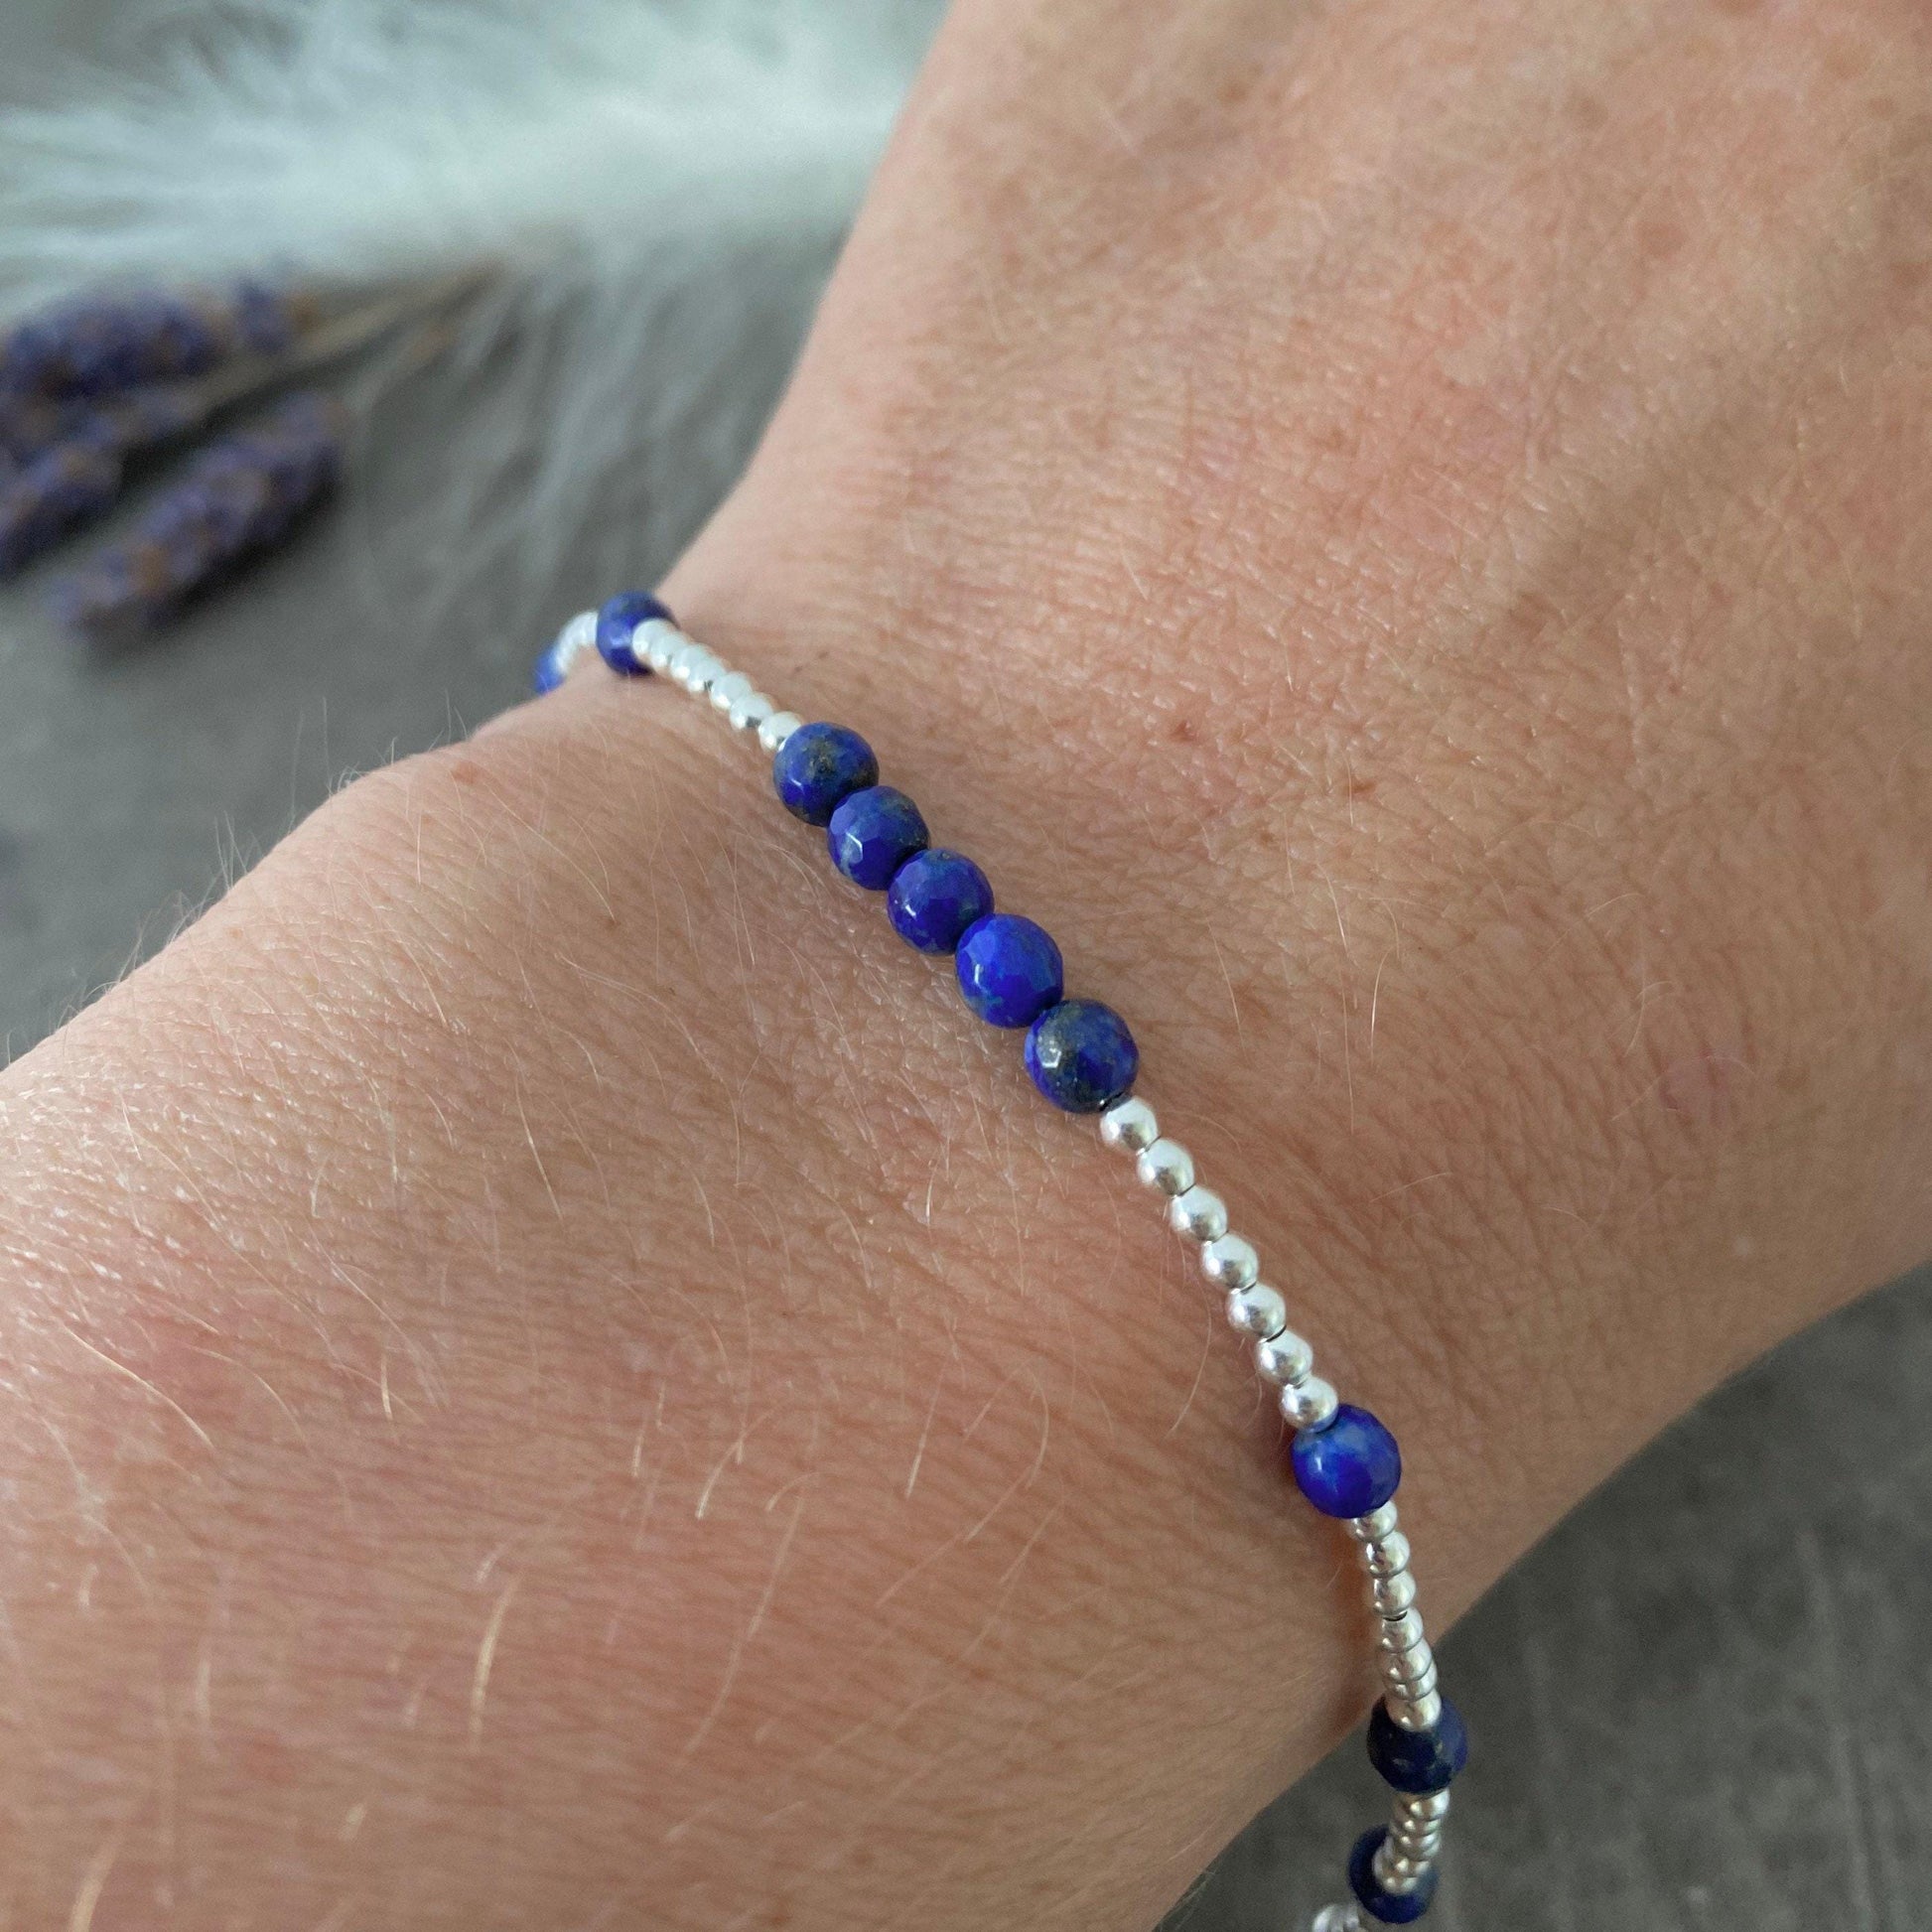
(2, 0), (1930, 1925)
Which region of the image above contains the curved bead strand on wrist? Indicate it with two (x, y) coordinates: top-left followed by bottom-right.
(532, 597), (1470, 1926)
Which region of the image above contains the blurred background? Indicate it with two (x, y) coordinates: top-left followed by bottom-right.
(1, 6), (1927, 1928)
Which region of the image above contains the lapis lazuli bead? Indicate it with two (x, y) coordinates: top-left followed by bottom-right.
(887, 848), (994, 953)
(595, 590), (670, 674)
(1348, 1827), (1438, 1923)
(1291, 1404), (1402, 1518)
(955, 914), (1063, 1028)
(827, 785), (929, 891)
(1024, 999), (1139, 1113)
(1367, 1697), (1468, 1796)
(773, 722), (880, 826)
(531, 638), (571, 695)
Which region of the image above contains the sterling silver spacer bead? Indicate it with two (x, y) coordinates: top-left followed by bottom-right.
(1362, 1531), (1412, 1579)
(1255, 1326), (1315, 1385)
(1379, 1607), (1427, 1654)
(709, 669), (756, 714)
(1390, 1688), (1445, 1731)
(634, 617), (679, 671)
(1311, 1906), (1364, 1932)
(1099, 1095), (1159, 1152)
(1200, 1233), (1260, 1290)
(1136, 1138), (1195, 1195)
(1350, 1503), (1401, 1543)
(1372, 1570), (1419, 1617)
(680, 650), (726, 695)
(1197, 1228), (1259, 1290)
(1280, 1374), (1338, 1429)
(1226, 1283), (1289, 1340)
(1170, 1184), (1229, 1243)
(555, 609), (599, 665)
(758, 710), (804, 754)
(729, 689), (776, 733)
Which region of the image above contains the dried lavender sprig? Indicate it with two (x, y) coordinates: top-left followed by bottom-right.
(54, 391), (346, 634)
(0, 388), (204, 575)
(0, 282), (314, 400)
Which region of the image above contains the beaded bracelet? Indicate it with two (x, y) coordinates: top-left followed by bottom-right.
(534, 594), (1470, 1927)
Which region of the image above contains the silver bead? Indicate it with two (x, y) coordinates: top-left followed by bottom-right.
(709, 670), (755, 714)
(634, 617), (679, 672)
(758, 710), (803, 754)
(1169, 1184), (1228, 1243)
(1382, 1653), (1439, 1702)
(1371, 1571), (1418, 1617)
(1362, 1531), (1412, 1579)
(1349, 1503), (1401, 1543)
(1280, 1375), (1338, 1429)
(1379, 1607), (1426, 1654)
(1226, 1283), (1288, 1340)
(1099, 1096), (1160, 1153)
(1200, 1233), (1259, 1289)
(553, 608), (599, 672)
(729, 689), (775, 733)
(1398, 1789), (1451, 1826)
(1136, 1138), (1194, 1194)
(1311, 1907), (1363, 1932)
(680, 650), (726, 695)
(1254, 1326), (1314, 1385)
(1390, 1688), (1444, 1731)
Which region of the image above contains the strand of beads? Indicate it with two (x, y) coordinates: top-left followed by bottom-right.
(533, 594), (1470, 1926)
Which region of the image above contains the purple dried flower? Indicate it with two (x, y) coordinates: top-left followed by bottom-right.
(0, 282), (313, 400)
(0, 442), (125, 575)
(55, 391), (346, 633)
(0, 386), (207, 574)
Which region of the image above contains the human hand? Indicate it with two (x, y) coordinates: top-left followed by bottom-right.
(2, 1), (1929, 1925)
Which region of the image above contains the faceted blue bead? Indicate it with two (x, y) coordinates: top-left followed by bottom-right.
(887, 849), (994, 953)
(531, 639), (571, 695)
(955, 915), (1063, 1029)
(1367, 1696), (1468, 1796)
(1291, 1404), (1402, 1518)
(1024, 999), (1139, 1113)
(1348, 1827), (1438, 1923)
(773, 723), (880, 826)
(827, 785), (929, 891)
(595, 590), (670, 674)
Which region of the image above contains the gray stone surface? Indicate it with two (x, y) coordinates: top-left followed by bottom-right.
(2, 8), (1928, 1929)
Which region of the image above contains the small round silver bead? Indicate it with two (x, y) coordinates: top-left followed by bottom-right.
(680, 651), (726, 695)
(758, 710), (803, 754)
(709, 670), (755, 714)
(1379, 1607), (1427, 1654)
(1349, 1503), (1401, 1543)
(1200, 1233), (1259, 1290)
(1371, 1570), (1418, 1617)
(729, 689), (775, 733)
(634, 617), (678, 672)
(1225, 1283), (1288, 1340)
(1311, 1906), (1364, 1932)
(1169, 1185), (1228, 1243)
(1136, 1138), (1195, 1195)
(1362, 1531), (1412, 1579)
(1390, 1688), (1444, 1732)
(1280, 1374), (1338, 1429)
(554, 608), (599, 667)
(1099, 1096), (1160, 1153)
(1254, 1326), (1314, 1385)
(1399, 1789), (1451, 1826)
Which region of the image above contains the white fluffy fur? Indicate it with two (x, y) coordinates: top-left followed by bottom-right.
(0, 0), (928, 619)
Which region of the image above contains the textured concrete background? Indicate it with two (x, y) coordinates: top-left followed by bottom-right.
(2, 8), (1929, 1929)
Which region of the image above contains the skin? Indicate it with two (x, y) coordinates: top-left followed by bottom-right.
(2, 0), (1931, 1923)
